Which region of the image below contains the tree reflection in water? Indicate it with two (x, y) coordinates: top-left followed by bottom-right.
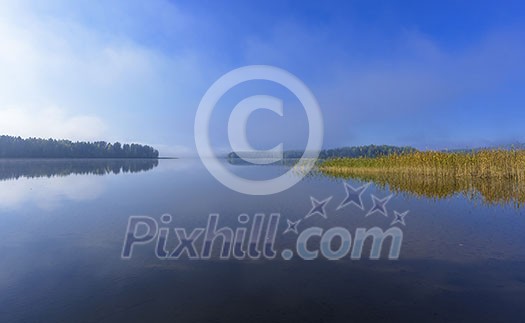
(0, 159), (159, 181)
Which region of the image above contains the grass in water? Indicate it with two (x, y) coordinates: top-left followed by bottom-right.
(319, 150), (525, 207)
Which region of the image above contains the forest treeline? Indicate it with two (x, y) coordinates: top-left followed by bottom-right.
(0, 136), (159, 158)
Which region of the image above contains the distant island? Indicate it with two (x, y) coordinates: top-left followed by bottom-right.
(228, 145), (417, 160)
(0, 135), (159, 159)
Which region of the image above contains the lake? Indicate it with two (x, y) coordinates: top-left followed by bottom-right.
(1, 159), (525, 322)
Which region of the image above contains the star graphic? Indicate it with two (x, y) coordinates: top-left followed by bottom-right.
(337, 182), (370, 211)
(305, 196), (333, 219)
(391, 211), (409, 226)
(366, 194), (393, 217)
(283, 219), (301, 235)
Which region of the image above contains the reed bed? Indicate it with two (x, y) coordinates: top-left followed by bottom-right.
(319, 150), (525, 180)
(318, 149), (525, 207)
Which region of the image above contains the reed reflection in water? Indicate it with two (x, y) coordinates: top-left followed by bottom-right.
(320, 169), (525, 208)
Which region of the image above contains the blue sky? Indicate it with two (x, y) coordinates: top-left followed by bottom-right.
(1, 0), (524, 155)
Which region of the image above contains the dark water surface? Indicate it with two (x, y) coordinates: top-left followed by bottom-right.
(1, 159), (525, 322)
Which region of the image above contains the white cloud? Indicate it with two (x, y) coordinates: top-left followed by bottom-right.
(0, 2), (246, 149)
(0, 106), (107, 141)
(0, 0), (205, 145)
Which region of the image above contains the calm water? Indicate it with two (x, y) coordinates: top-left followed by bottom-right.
(1, 159), (525, 322)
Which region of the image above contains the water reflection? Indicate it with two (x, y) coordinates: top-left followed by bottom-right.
(0, 159), (159, 209)
(0, 158), (158, 181)
(1, 159), (525, 321)
(320, 169), (525, 208)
